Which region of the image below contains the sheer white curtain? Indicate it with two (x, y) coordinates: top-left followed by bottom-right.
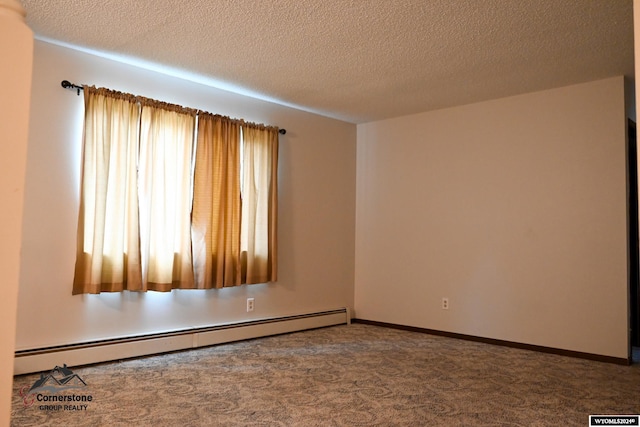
(138, 100), (196, 291)
(73, 87), (142, 294)
(74, 91), (196, 293)
(241, 124), (278, 284)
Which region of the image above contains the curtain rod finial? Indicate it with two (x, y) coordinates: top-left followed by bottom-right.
(279, 129), (286, 135)
(62, 80), (82, 95)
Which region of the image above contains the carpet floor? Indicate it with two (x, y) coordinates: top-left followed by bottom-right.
(10, 323), (640, 426)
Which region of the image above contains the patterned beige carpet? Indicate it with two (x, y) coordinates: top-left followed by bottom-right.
(10, 324), (640, 426)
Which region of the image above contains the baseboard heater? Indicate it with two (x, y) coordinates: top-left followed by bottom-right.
(14, 308), (350, 375)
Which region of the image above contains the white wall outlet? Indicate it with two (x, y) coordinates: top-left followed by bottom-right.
(442, 297), (449, 310)
(246, 298), (255, 312)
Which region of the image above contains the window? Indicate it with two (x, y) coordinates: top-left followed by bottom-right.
(72, 86), (278, 294)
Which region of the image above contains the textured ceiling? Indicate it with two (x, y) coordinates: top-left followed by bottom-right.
(19, 0), (634, 123)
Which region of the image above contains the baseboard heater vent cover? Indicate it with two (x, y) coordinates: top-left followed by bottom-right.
(14, 308), (349, 375)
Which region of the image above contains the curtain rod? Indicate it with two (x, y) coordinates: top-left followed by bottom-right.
(61, 80), (287, 135)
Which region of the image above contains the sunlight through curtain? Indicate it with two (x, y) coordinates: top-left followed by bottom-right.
(73, 87), (142, 294)
(73, 87), (278, 294)
(241, 124), (278, 284)
(138, 100), (196, 291)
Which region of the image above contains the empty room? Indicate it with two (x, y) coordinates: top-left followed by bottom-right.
(2, 0), (640, 425)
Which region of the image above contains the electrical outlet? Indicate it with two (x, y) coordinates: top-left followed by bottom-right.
(246, 298), (255, 312)
(442, 297), (449, 310)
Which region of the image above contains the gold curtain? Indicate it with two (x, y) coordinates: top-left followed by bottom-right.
(138, 100), (196, 291)
(192, 114), (242, 288)
(191, 117), (279, 287)
(73, 87), (142, 294)
(241, 124), (278, 284)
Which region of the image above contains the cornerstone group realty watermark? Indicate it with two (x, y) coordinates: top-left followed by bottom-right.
(19, 364), (93, 412)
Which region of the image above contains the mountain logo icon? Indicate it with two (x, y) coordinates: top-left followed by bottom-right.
(20, 364), (88, 406)
(28, 364), (87, 394)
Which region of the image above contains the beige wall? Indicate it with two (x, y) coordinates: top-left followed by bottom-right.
(0, 0), (32, 423)
(355, 77), (629, 358)
(15, 40), (356, 351)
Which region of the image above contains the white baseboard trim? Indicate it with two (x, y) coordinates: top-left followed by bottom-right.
(14, 308), (349, 375)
